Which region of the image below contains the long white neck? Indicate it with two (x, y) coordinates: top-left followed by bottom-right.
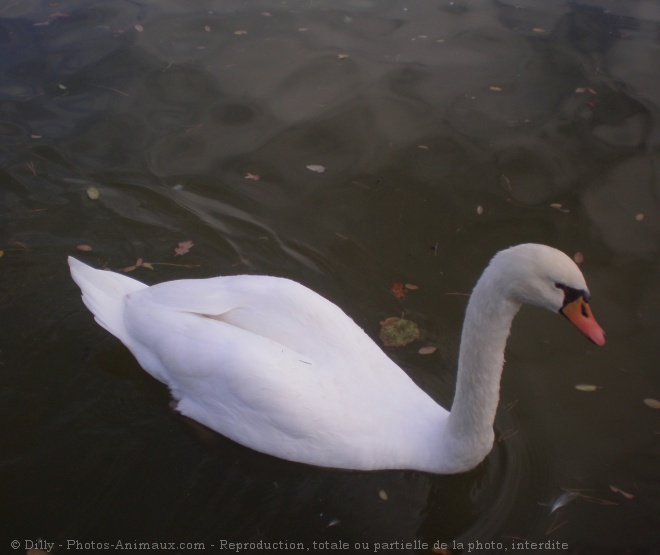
(445, 266), (521, 465)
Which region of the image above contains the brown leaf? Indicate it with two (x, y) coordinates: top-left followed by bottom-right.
(47, 12), (70, 20)
(76, 244), (93, 251)
(550, 203), (570, 213)
(610, 485), (635, 499)
(121, 258), (143, 272)
(574, 384), (599, 392)
(174, 240), (194, 256)
(418, 346), (437, 355)
(643, 398), (660, 409)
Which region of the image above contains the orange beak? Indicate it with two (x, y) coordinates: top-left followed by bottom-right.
(560, 296), (605, 346)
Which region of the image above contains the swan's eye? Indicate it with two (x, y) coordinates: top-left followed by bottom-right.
(555, 283), (587, 306)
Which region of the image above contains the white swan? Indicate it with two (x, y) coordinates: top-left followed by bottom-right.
(68, 244), (604, 474)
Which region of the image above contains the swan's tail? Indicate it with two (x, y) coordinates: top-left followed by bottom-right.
(68, 257), (148, 344)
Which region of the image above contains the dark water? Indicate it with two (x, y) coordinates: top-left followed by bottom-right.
(1, 0), (659, 553)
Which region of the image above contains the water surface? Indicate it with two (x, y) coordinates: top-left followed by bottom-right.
(1, 0), (659, 553)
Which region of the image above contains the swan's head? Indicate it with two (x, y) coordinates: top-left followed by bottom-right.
(489, 244), (605, 346)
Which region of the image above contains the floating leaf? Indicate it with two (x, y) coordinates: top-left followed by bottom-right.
(610, 485), (635, 499)
(532, 27), (546, 33)
(643, 398), (660, 409)
(417, 144), (429, 150)
(573, 251), (584, 264)
(418, 346), (437, 355)
(379, 317), (420, 347)
(337, 53), (349, 59)
(244, 172), (260, 181)
(574, 384), (599, 392)
(306, 164), (326, 173)
(390, 283), (406, 300)
(174, 240), (194, 256)
(204, 25), (211, 32)
(234, 29), (247, 35)
(635, 213), (645, 221)
(476, 205), (483, 215)
(378, 489), (388, 501)
(47, 12), (70, 20)
(134, 24), (144, 32)
(404, 283), (419, 290)
(121, 258), (143, 272)
(86, 186), (100, 200)
(489, 86), (503, 92)
(76, 244), (92, 251)
(550, 203), (570, 213)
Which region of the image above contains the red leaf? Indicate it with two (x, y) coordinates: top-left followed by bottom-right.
(390, 282), (406, 300)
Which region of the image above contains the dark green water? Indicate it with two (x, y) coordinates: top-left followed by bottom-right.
(1, 1), (659, 553)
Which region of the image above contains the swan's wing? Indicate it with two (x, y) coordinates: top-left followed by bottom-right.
(130, 274), (374, 361)
(122, 297), (388, 464)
